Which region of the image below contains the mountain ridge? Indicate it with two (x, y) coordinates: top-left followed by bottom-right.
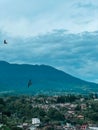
(0, 61), (98, 95)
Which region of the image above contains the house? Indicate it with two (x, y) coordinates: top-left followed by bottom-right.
(89, 127), (98, 130)
(23, 123), (28, 129)
(63, 123), (75, 130)
(32, 118), (40, 127)
(68, 110), (75, 115)
(77, 115), (84, 120)
(0, 124), (3, 128)
(80, 125), (88, 130)
(81, 104), (87, 110)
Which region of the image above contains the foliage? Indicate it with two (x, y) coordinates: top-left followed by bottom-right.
(57, 95), (77, 103)
(0, 125), (11, 130)
(11, 127), (23, 130)
(47, 108), (65, 121)
(0, 94), (98, 128)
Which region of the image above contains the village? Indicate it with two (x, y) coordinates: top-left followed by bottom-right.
(0, 94), (98, 130)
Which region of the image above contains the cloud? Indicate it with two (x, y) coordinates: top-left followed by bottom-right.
(0, 30), (98, 83)
(0, 0), (98, 83)
(74, 0), (98, 9)
(0, 0), (98, 37)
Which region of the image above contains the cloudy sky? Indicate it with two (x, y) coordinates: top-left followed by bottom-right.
(0, 0), (98, 83)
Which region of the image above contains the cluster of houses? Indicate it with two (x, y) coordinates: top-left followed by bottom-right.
(22, 121), (98, 130)
(17, 118), (41, 130)
(0, 95), (98, 130)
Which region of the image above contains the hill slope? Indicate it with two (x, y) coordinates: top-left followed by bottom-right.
(0, 61), (98, 95)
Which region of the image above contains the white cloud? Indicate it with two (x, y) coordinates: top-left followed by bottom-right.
(0, 0), (98, 37)
(0, 30), (98, 83)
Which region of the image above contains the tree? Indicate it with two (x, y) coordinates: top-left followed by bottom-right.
(57, 96), (65, 103)
(11, 127), (23, 130)
(47, 108), (65, 121)
(0, 98), (5, 105)
(43, 126), (54, 130)
(91, 102), (98, 112)
(75, 105), (81, 111)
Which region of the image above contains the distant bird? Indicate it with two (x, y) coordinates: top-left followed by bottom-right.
(4, 40), (7, 44)
(28, 80), (32, 88)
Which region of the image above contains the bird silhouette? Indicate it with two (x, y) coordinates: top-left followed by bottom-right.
(28, 80), (32, 88)
(4, 40), (7, 44)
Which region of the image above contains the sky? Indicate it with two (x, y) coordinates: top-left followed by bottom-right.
(0, 0), (98, 83)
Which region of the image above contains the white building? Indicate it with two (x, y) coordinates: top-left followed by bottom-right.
(0, 124), (3, 128)
(89, 127), (98, 130)
(32, 118), (40, 127)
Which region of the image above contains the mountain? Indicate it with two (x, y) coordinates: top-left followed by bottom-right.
(0, 61), (98, 95)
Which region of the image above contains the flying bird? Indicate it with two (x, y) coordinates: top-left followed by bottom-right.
(4, 40), (7, 44)
(28, 80), (32, 88)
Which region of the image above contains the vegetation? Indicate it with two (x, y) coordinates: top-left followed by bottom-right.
(0, 93), (98, 129)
